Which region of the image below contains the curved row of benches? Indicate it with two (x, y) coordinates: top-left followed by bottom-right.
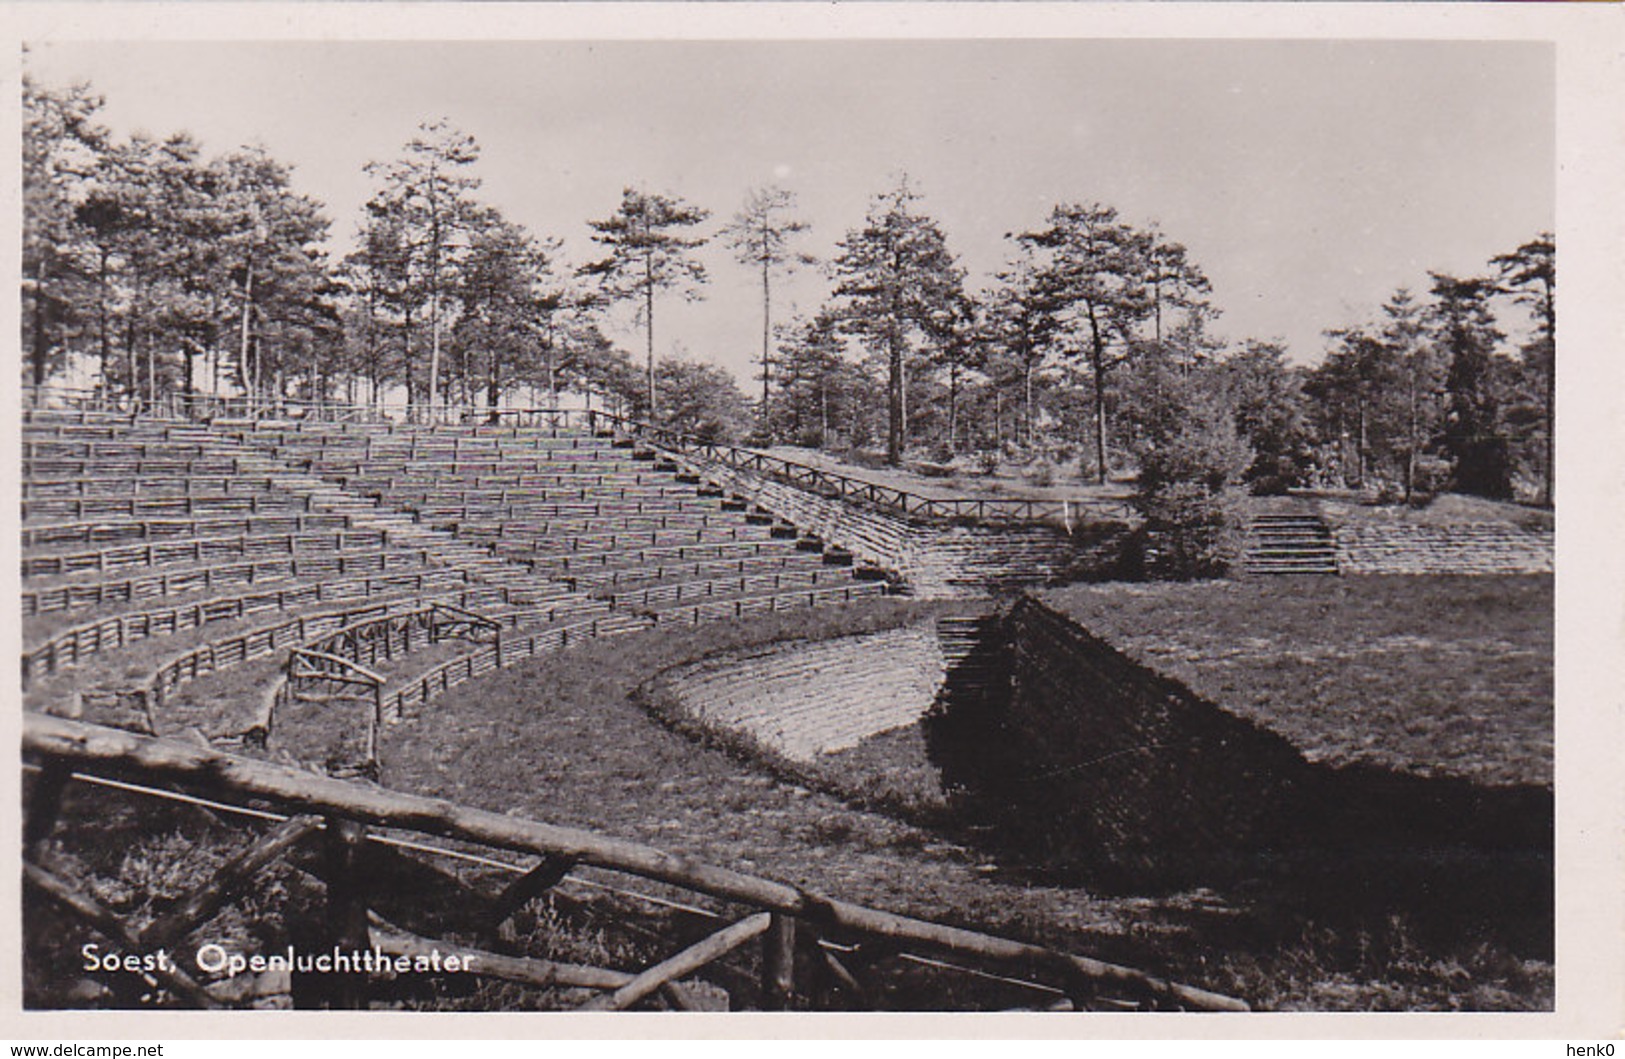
(21, 409), (895, 757)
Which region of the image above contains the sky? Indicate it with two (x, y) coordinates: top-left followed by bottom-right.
(22, 38), (1555, 386)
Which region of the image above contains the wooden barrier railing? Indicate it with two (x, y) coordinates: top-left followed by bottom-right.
(21, 565), (463, 687)
(21, 512), (352, 549)
(585, 411), (1138, 527)
(22, 712), (1248, 1012)
(22, 529), (388, 579)
(140, 600), (401, 715)
(24, 392), (1133, 529)
(22, 549), (438, 618)
(22, 492), (313, 523)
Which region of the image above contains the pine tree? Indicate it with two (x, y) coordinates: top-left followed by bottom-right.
(578, 188), (711, 418)
(1492, 233), (1556, 505)
(1430, 272), (1513, 500)
(720, 186), (814, 437)
(830, 177), (963, 465)
(364, 121), (482, 414)
(1017, 203), (1155, 484)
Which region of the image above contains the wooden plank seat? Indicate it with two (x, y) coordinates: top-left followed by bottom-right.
(22, 548), (444, 616)
(300, 455), (646, 477)
(485, 524), (776, 559)
(564, 551), (841, 593)
(22, 474), (285, 499)
(21, 513), (354, 549)
(341, 473), (693, 495)
(648, 580), (889, 624)
(22, 439), (215, 460)
(603, 567), (859, 610)
(23, 457), (245, 478)
(22, 529), (392, 578)
(511, 537), (804, 574)
(422, 511), (736, 537)
(22, 567), (478, 682)
(377, 492), (721, 516)
(22, 492), (315, 522)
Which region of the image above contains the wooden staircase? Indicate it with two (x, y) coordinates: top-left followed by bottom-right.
(1242, 513), (1339, 575)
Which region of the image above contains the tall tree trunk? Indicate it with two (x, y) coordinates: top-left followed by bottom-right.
(1087, 304), (1108, 485)
(1355, 396), (1368, 489)
(1405, 356), (1419, 503)
(98, 251), (112, 394)
(644, 254), (657, 418)
(487, 343), (501, 421)
(402, 305), (415, 408)
(760, 252), (772, 438)
(1024, 360), (1035, 449)
(124, 319), (138, 406)
(1542, 277), (1555, 507)
(238, 258), (255, 399)
(30, 258), (50, 388)
(819, 380), (829, 447)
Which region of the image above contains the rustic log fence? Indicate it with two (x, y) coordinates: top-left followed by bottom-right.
(22, 713), (1249, 1012)
(584, 411), (1138, 528)
(21, 491), (314, 523)
(22, 529), (389, 579)
(23, 549), (441, 618)
(26, 395), (1131, 531)
(21, 564), (466, 686)
(21, 512), (353, 549)
(23, 472), (283, 499)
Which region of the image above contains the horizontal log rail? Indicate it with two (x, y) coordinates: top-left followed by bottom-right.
(23, 394), (1135, 528)
(22, 549), (441, 618)
(22, 492), (314, 523)
(22, 513), (352, 549)
(22, 474), (284, 499)
(23, 713), (1247, 1012)
(21, 565), (464, 688)
(22, 529), (389, 579)
(584, 411), (1136, 528)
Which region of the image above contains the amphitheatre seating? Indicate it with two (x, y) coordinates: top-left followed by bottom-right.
(227, 416), (890, 620)
(20, 407), (891, 760)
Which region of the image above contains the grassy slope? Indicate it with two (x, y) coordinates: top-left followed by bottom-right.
(1039, 575), (1553, 786)
(378, 593), (1552, 1010)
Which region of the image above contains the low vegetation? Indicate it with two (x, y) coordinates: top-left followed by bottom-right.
(1039, 574), (1553, 786)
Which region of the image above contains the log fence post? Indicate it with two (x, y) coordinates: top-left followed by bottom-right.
(761, 912), (797, 1010)
(322, 815), (371, 1009)
(24, 761), (72, 861)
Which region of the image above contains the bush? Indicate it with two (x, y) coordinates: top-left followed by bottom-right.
(1126, 364), (1253, 579)
(1026, 462), (1056, 488)
(1134, 483), (1247, 579)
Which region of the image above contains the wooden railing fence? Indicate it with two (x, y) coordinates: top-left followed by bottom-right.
(21, 528), (383, 579)
(21, 564), (463, 687)
(22, 549), (439, 618)
(22, 713), (1248, 1012)
(23, 393), (1134, 529)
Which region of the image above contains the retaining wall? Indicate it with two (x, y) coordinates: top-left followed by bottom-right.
(682, 459), (1130, 598)
(979, 598), (1310, 879)
(654, 625), (947, 763)
(946, 596), (1552, 887)
(1333, 523), (1553, 575)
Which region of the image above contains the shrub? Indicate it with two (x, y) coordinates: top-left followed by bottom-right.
(1127, 365), (1253, 579)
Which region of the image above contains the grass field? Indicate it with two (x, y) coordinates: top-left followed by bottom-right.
(1038, 575), (1553, 786)
(374, 583), (1553, 1011)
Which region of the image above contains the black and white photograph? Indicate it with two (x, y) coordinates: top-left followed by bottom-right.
(7, 1), (1622, 1038)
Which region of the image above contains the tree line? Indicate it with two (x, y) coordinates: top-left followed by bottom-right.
(22, 75), (1554, 510)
